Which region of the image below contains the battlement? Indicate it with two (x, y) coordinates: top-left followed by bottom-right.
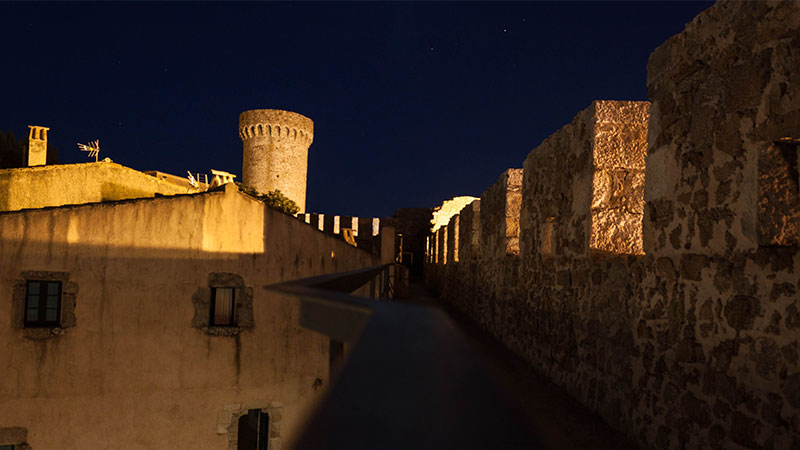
(239, 108), (314, 212)
(425, 3), (800, 449)
(238, 109), (314, 146)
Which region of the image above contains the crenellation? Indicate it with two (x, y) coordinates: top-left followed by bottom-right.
(480, 169), (523, 259)
(324, 214), (337, 234)
(238, 123), (313, 146)
(426, 3), (800, 449)
(447, 214), (459, 263)
(2, 2), (797, 448)
(239, 109), (314, 212)
(457, 200), (480, 261)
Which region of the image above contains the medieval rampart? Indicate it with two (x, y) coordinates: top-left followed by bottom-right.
(426, 2), (800, 449)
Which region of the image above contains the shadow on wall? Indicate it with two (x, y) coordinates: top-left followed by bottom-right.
(425, 2), (800, 449)
(0, 189), (380, 450)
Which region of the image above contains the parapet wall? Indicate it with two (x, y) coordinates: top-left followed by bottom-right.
(426, 2), (800, 449)
(301, 212), (385, 254)
(644, 2), (800, 257)
(481, 169), (523, 258)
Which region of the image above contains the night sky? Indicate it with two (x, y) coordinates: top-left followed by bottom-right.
(1, 2), (712, 218)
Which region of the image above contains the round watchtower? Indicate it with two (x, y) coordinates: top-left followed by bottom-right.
(239, 109), (314, 212)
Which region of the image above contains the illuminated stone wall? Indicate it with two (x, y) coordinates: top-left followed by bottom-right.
(456, 200), (480, 262)
(426, 2), (800, 449)
(0, 161), (193, 212)
(520, 101), (648, 260)
(430, 195), (477, 232)
(481, 169), (523, 258)
(0, 184), (378, 449)
(239, 109), (314, 213)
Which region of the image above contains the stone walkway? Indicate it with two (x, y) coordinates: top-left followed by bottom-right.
(404, 280), (641, 450)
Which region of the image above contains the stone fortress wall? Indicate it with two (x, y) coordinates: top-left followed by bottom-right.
(426, 2), (800, 449)
(239, 109), (314, 213)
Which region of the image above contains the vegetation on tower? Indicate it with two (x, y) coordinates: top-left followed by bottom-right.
(236, 182), (300, 215)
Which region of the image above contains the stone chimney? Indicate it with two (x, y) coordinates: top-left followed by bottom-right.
(27, 125), (49, 166)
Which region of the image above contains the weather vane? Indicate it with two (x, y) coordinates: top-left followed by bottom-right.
(77, 140), (100, 162)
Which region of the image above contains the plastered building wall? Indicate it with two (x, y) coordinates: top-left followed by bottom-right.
(0, 184), (378, 450)
(26, 126), (48, 167)
(0, 161), (194, 212)
(239, 109), (314, 213)
(425, 3), (800, 449)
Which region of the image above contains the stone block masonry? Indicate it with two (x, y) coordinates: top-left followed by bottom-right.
(457, 200), (480, 262)
(239, 109), (314, 213)
(481, 169), (523, 258)
(426, 2), (800, 449)
(643, 1), (800, 256)
(520, 100), (648, 260)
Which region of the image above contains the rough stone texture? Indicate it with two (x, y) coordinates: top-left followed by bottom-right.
(458, 200), (480, 262)
(239, 109), (314, 213)
(447, 214), (459, 263)
(0, 161), (194, 212)
(427, 3), (800, 449)
(0, 184), (378, 449)
(591, 101), (649, 255)
(480, 169), (523, 258)
(441, 226), (449, 265)
(644, 1), (800, 256)
(758, 140), (800, 247)
(519, 101), (647, 259)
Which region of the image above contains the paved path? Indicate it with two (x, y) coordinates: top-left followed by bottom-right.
(403, 280), (641, 450)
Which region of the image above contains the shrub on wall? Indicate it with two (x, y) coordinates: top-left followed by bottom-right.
(236, 183), (300, 215)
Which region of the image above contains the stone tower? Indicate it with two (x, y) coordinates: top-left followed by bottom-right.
(239, 109), (314, 212)
(27, 125), (49, 166)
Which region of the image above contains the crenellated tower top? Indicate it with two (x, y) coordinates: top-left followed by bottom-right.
(239, 109), (314, 146)
(238, 109), (314, 212)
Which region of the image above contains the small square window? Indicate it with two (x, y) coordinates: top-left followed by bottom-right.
(210, 287), (235, 326)
(24, 280), (61, 327)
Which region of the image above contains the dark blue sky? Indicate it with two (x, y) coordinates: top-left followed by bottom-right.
(1, 2), (711, 217)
